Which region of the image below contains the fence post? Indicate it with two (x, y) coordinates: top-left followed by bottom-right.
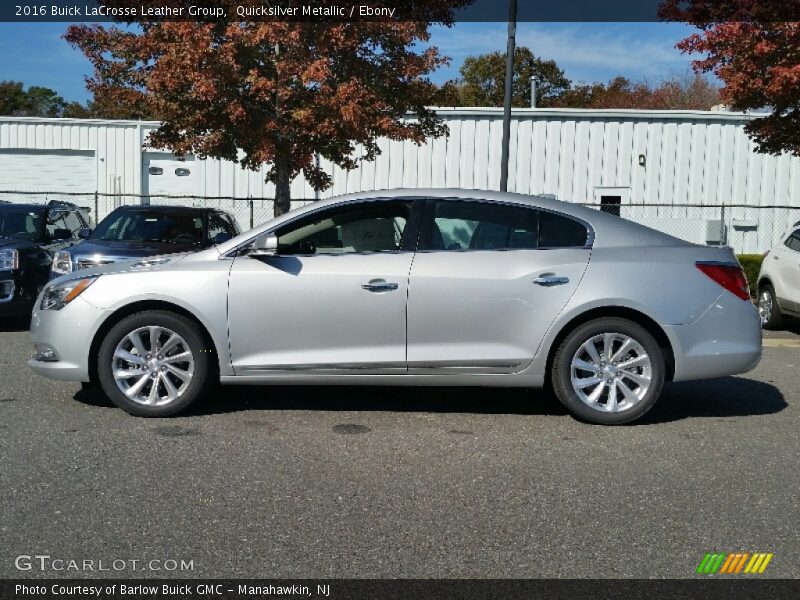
(249, 199), (254, 229)
(720, 204), (727, 246)
(94, 191), (99, 223)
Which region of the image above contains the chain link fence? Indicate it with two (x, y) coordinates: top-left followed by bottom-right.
(1, 190), (798, 255)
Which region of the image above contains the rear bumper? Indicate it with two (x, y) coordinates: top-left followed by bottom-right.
(666, 292), (762, 382)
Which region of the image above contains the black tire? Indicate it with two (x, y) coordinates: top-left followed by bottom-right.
(551, 318), (666, 425)
(97, 310), (214, 417)
(758, 283), (783, 330)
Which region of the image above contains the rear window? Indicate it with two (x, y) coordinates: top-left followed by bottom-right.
(538, 211), (589, 248)
(785, 230), (800, 252)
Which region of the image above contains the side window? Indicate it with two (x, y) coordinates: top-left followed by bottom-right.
(276, 201), (412, 255)
(64, 211), (83, 236)
(208, 212), (231, 241)
(426, 200), (539, 251)
(539, 211), (589, 248)
(221, 212), (240, 234)
(785, 230), (800, 252)
(45, 210), (69, 238)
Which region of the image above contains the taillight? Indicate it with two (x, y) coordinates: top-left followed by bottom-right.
(696, 262), (751, 301)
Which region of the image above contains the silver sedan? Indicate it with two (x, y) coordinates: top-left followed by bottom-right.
(28, 189), (762, 425)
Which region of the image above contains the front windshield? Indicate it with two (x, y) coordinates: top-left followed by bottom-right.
(91, 210), (204, 245)
(0, 206), (44, 241)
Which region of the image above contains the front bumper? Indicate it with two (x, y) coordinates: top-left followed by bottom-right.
(666, 291), (762, 382)
(27, 296), (110, 382)
(0, 275), (31, 317)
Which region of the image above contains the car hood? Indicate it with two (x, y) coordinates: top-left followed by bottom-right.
(69, 239), (200, 258)
(49, 252), (193, 285)
(0, 237), (39, 251)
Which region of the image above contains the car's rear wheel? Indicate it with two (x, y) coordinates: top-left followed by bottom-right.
(551, 318), (665, 425)
(97, 310), (213, 417)
(758, 284), (783, 330)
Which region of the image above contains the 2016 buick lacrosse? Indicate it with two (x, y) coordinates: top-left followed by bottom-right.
(28, 190), (762, 424)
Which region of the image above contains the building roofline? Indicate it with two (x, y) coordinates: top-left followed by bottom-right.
(0, 106), (760, 127)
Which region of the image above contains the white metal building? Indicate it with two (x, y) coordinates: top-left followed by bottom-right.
(1, 108), (798, 253)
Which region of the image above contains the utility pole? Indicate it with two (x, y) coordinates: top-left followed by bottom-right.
(499, 0), (517, 192)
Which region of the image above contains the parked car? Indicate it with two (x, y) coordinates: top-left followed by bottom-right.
(757, 221), (800, 329)
(0, 200), (91, 318)
(50, 204), (240, 278)
(29, 190), (761, 424)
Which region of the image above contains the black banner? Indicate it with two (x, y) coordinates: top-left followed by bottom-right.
(2, 580), (800, 600)
(3, 0), (800, 23)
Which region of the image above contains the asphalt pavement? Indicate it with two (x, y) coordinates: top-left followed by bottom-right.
(1, 317), (798, 579)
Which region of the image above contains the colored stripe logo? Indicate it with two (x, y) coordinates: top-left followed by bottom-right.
(696, 552), (773, 574)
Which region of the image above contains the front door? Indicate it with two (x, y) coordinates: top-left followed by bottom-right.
(228, 199), (419, 375)
(406, 199), (592, 373)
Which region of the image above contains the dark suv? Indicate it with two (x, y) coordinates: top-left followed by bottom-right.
(51, 205), (240, 279)
(0, 200), (92, 317)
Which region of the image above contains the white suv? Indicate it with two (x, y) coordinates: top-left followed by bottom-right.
(758, 222), (800, 328)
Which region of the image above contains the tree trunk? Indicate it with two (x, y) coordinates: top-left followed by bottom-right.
(274, 150), (291, 216)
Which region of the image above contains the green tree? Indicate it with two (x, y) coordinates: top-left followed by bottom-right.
(456, 46), (570, 108)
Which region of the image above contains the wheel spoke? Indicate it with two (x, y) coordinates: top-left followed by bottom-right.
(574, 376), (602, 389)
(620, 370), (651, 386)
(586, 381), (605, 404)
(114, 349), (144, 365)
(147, 377), (160, 405)
(149, 326), (162, 353)
(161, 373), (179, 401)
(573, 358), (597, 372)
(606, 381), (618, 412)
(610, 338), (633, 362)
(124, 373), (150, 398)
(617, 354), (649, 370)
(162, 351), (192, 364)
(128, 331), (147, 357)
(602, 333), (614, 359)
(617, 379), (640, 403)
(582, 340), (602, 365)
(114, 368), (142, 380)
(166, 364), (192, 383)
(159, 333), (180, 355)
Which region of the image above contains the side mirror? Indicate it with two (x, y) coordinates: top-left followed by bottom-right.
(52, 228), (72, 241)
(248, 233), (279, 257)
(78, 228), (92, 240)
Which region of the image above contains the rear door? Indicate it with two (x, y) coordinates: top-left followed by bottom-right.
(406, 199), (592, 374)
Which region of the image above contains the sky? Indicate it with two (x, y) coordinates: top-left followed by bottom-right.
(0, 21), (699, 104)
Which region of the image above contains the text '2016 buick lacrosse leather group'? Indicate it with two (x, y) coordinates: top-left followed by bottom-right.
(28, 189), (762, 425)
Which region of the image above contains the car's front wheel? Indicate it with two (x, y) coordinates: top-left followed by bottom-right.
(97, 310), (214, 417)
(551, 318), (666, 425)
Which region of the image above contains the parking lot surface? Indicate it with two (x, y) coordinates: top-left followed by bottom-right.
(1, 318), (798, 579)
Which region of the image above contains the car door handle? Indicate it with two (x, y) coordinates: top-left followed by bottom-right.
(533, 276), (570, 286)
(362, 279), (399, 292)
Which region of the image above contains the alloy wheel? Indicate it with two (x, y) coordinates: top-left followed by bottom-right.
(570, 333), (652, 413)
(111, 326), (195, 406)
(758, 291), (773, 326)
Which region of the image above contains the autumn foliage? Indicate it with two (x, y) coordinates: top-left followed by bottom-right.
(661, 0), (800, 156)
(65, 1), (469, 214)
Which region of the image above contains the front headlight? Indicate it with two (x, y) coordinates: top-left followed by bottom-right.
(40, 276), (98, 311)
(51, 250), (73, 275)
(0, 248), (19, 271)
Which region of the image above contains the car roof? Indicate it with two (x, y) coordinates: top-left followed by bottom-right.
(0, 203), (48, 211)
(215, 188), (691, 253)
(110, 204), (225, 215)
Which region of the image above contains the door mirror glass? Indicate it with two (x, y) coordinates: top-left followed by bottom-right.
(52, 228), (72, 241)
(248, 233), (278, 257)
(77, 227), (92, 240)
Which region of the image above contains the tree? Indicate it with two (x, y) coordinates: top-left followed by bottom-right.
(456, 46), (570, 107)
(65, 1), (469, 215)
(660, 0), (800, 156)
(0, 81), (76, 117)
(554, 74), (719, 110)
